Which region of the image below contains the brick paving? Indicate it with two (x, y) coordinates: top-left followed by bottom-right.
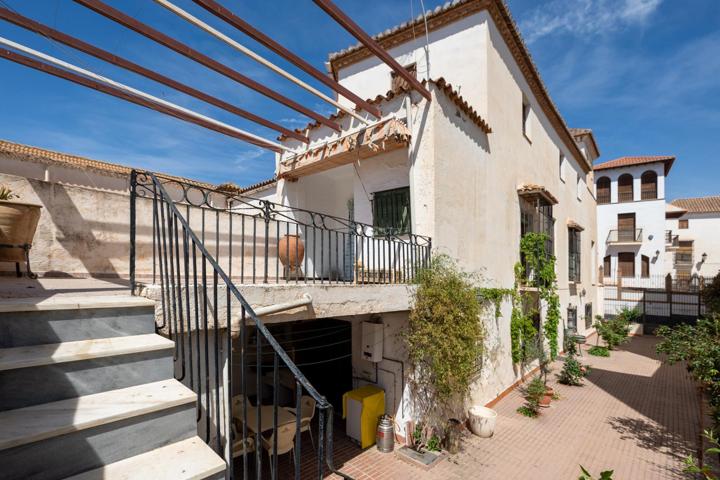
(318, 336), (702, 479)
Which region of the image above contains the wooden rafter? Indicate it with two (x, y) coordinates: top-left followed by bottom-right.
(193, 0), (382, 118)
(312, 0), (432, 101)
(72, 0), (341, 131)
(0, 43), (286, 152)
(0, 7), (309, 144)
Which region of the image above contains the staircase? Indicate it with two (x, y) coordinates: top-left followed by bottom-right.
(0, 294), (226, 480)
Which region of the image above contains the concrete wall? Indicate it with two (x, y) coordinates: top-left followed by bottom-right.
(278, 9), (601, 413)
(0, 170), (156, 278)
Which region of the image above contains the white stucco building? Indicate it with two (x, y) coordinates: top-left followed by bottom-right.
(269, 0), (600, 426)
(666, 196), (720, 278)
(594, 156), (674, 280)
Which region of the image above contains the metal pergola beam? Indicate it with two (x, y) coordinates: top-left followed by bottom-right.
(0, 7), (309, 144)
(312, 0), (432, 101)
(0, 42), (288, 152)
(193, 0), (382, 119)
(73, 0), (341, 131)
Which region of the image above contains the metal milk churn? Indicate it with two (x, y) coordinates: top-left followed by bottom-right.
(376, 414), (394, 453)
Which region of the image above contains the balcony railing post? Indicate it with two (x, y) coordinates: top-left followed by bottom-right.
(129, 169), (137, 293)
(262, 200), (271, 284)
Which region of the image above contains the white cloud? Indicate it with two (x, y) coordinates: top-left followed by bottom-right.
(233, 148), (269, 173)
(519, 0), (663, 43)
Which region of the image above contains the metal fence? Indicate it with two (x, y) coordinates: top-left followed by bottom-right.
(130, 171), (352, 480)
(132, 173), (431, 286)
(603, 273), (715, 332)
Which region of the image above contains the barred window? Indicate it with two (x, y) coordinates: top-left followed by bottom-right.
(372, 187), (411, 235)
(568, 228), (581, 282)
(584, 303), (593, 329)
(567, 306), (577, 330)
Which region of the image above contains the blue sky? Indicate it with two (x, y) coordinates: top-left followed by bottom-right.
(0, 0), (718, 198)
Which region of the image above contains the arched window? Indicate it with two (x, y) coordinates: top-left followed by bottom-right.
(596, 176), (611, 204)
(618, 174), (634, 203)
(641, 170), (658, 200)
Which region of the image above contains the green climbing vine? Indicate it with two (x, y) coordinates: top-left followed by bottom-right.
(477, 287), (514, 320)
(510, 232), (562, 362)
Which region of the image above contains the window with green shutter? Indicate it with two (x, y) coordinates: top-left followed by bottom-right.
(372, 187), (411, 236)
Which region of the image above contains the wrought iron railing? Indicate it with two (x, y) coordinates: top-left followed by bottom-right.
(129, 171), (352, 480)
(606, 228), (643, 243)
(131, 173), (430, 286)
(665, 230), (679, 247)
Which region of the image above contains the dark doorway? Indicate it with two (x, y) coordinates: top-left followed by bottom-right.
(266, 319), (352, 413)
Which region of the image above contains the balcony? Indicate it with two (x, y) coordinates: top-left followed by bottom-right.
(665, 230), (679, 248)
(607, 228), (643, 244)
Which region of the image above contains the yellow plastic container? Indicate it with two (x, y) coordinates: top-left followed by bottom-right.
(342, 385), (385, 449)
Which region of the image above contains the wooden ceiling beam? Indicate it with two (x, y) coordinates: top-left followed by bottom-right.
(0, 42), (286, 152)
(193, 0), (382, 119)
(0, 7), (309, 144)
(72, 0), (341, 131)
(312, 0), (432, 101)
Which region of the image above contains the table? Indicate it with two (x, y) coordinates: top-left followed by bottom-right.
(244, 405), (296, 434)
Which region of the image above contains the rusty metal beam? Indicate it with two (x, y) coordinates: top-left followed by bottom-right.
(0, 47), (284, 152)
(0, 7), (309, 144)
(312, 0), (432, 101)
(193, 0), (382, 118)
(72, 0), (341, 131)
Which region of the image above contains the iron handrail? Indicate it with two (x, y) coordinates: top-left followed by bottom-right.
(130, 170), (352, 480)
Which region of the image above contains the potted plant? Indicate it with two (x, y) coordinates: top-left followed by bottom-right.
(0, 185), (42, 278)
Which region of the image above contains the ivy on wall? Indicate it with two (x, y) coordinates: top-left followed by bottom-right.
(510, 232), (562, 362)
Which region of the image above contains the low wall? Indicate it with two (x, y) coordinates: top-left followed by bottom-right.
(0, 172), (155, 278)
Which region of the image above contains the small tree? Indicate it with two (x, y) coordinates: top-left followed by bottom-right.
(405, 254), (485, 439)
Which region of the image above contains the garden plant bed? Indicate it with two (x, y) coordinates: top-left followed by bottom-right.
(395, 446), (447, 471)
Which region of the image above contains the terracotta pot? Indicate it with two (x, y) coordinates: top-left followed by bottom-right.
(545, 387), (555, 396)
(0, 200), (42, 263)
(278, 234), (305, 269)
(539, 394), (552, 408)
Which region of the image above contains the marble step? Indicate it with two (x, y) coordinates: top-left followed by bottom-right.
(0, 305), (156, 348)
(0, 378), (195, 451)
(0, 295), (155, 313)
(0, 380), (198, 480)
(66, 436), (226, 480)
(0, 333), (173, 372)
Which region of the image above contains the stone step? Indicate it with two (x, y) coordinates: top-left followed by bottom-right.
(0, 380), (198, 480)
(0, 305), (156, 348)
(0, 333), (173, 372)
(0, 295), (154, 313)
(65, 436), (226, 480)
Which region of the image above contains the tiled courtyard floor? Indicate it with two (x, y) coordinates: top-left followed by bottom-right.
(320, 336), (703, 479)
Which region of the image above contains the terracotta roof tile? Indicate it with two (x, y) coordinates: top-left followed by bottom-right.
(0, 139), (217, 189)
(278, 78), (491, 141)
(594, 156), (675, 175)
(326, 0), (591, 172)
(671, 196), (720, 214)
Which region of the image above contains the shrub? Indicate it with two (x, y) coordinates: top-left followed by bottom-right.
(683, 429), (719, 479)
(517, 376), (546, 418)
(703, 275), (720, 315)
(593, 313), (631, 351)
(588, 346), (610, 357)
(558, 356), (587, 386)
(656, 315), (720, 431)
(405, 254), (485, 436)
(579, 466), (614, 480)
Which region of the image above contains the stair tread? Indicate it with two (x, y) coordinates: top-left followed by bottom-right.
(0, 295), (154, 313)
(0, 379), (195, 450)
(0, 333), (174, 371)
(65, 436), (225, 480)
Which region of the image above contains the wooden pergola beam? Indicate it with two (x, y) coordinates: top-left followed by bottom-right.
(0, 7), (309, 144)
(0, 47), (284, 152)
(72, 0), (341, 131)
(193, 0), (382, 119)
(312, 0), (432, 101)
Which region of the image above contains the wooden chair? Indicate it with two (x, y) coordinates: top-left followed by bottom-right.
(288, 395), (317, 450)
(262, 423), (296, 479)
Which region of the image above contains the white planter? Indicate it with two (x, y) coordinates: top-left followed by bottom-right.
(468, 406), (497, 438)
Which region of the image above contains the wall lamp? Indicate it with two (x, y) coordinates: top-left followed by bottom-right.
(702, 253), (708, 263)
